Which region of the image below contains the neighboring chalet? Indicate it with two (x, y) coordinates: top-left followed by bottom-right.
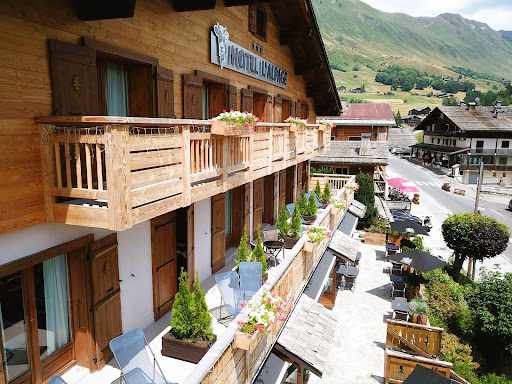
(349, 87), (362, 93)
(336, 85), (347, 92)
(0, 1), (346, 384)
(412, 102), (512, 184)
(312, 103), (395, 194)
(401, 114), (421, 127)
(408, 106), (431, 116)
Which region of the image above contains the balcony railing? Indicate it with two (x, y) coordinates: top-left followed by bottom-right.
(37, 117), (330, 230)
(308, 173), (354, 192)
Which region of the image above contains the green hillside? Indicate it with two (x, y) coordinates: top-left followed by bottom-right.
(313, 0), (512, 78)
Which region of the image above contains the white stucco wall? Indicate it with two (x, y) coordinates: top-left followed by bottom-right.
(0, 221), (154, 333)
(194, 198), (212, 281)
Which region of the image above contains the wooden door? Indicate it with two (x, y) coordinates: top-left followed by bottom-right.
(297, 163), (303, 200)
(253, 179), (263, 239)
(186, 205), (195, 284)
(241, 88), (254, 113)
(263, 174), (274, 224)
(243, 184), (251, 235)
(156, 66), (175, 118)
(274, 96), (282, 123)
(285, 166), (295, 204)
(89, 234), (123, 370)
(183, 74), (202, 119)
(211, 194), (226, 274)
(279, 170), (286, 210)
(151, 212), (178, 321)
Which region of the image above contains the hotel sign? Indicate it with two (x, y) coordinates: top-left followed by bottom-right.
(210, 23), (287, 89)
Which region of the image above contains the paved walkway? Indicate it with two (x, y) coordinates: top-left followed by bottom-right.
(309, 243), (390, 384)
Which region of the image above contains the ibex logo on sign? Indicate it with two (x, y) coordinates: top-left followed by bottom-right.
(213, 23), (229, 69)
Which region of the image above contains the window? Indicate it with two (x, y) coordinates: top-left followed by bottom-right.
(249, 5), (267, 41)
(476, 140), (484, 147)
(104, 62), (129, 116)
(348, 136), (361, 141)
(431, 138), (434, 143)
(498, 157), (507, 165)
(502, 141), (510, 148)
(437, 138), (440, 144)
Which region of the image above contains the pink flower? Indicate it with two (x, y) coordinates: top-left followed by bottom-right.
(267, 330), (272, 334)
(241, 302), (246, 308)
(267, 297), (271, 305)
(262, 280), (267, 285)
(278, 315), (286, 321)
(326, 232), (331, 238)
(230, 109), (234, 112)
(237, 320), (244, 326)
(333, 123), (337, 127)
(254, 325), (264, 331)
(232, 116), (237, 121)
(244, 122), (249, 128)
(223, 109), (227, 113)
(261, 117), (265, 122)
(277, 306), (282, 312)
(249, 332), (255, 336)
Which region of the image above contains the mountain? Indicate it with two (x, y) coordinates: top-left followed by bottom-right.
(312, 0), (512, 79)
(501, 30), (512, 44)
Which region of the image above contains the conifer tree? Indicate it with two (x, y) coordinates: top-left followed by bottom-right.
(322, 183), (331, 202)
(297, 187), (307, 215)
(191, 270), (213, 342)
(307, 193), (317, 216)
(236, 225), (251, 268)
(290, 206), (302, 238)
(252, 225), (267, 275)
(314, 181), (322, 198)
(354, 172), (377, 228)
(276, 203), (290, 238)
(170, 268), (194, 340)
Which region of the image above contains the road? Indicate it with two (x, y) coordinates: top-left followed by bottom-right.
(387, 155), (512, 268)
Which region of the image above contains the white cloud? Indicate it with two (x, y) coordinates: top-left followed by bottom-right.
(358, 0), (512, 31)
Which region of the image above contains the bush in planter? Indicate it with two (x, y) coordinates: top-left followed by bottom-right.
(252, 225), (267, 276)
(290, 207), (302, 239)
(191, 271), (213, 342)
(305, 193), (317, 217)
(297, 188), (308, 215)
(409, 298), (427, 314)
(314, 181), (322, 199)
(276, 204), (290, 239)
(236, 225), (251, 269)
(322, 183), (331, 203)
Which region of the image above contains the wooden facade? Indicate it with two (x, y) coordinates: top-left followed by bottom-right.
(0, 0), (339, 236)
(331, 125), (389, 141)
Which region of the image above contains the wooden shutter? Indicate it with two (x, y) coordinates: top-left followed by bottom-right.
(297, 163), (303, 200)
(263, 174), (274, 224)
(241, 88), (254, 113)
(265, 95), (273, 122)
(243, 184), (251, 235)
(183, 73), (203, 119)
(187, 205), (195, 285)
(262, 10), (268, 41)
(49, 39), (100, 116)
(228, 84), (237, 111)
(151, 212), (178, 321)
(274, 96), (283, 123)
(211, 194), (226, 274)
(253, 178), (263, 239)
(279, 169), (286, 210)
(273, 172), (279, 223)
(295, 102), (302, 118)
(156, 66), (175, 118)
(286, 166), (295, 204)
(89, 234), (122, 370)
(249, 5), (257, 33)
(302, 102), (309, 120)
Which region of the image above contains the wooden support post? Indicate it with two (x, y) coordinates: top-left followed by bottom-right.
(182, 126), (191, 206)
(105, 125), (132, 231)
(222, 136), (229, 192)
(40, 125), (55, 223)
(248, 133), (254, 181)
(267, 126), (273, 175)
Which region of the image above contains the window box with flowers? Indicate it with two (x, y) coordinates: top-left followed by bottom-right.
(330, 198), (347, 218)
(211, 110), (260, 136)
(318, 119), (337, 131)
(304, 226), (332, 253)
(234, 290), (293, 351)
(284, 116), (308, 131)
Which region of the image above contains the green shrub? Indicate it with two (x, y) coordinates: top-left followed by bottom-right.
(305, 193), (317, 216)
(480, 374), (512, 384)
(170, 268), (194, 340)
(251, 225), (267, 276)
(441, 333), (480, 383)
(236, 225), (251, 268)
(354, 172), (376, 228)
(322, 183), (331, 202)
(191, 271), (213, 342)
(297, 188), (308, 215)
(290, 206), (302, 239)
(314, 181), (322, 198)
(276, 204), (289, 238)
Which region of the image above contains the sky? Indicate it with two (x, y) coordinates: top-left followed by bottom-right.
(358, 0), (512, 31)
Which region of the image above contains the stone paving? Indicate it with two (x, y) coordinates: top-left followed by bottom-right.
(309, 242), (390, 384)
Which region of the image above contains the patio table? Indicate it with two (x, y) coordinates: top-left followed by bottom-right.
(337, 266), (359, 277)
(390, 274), (407, 284)
(263, 240), (284, 266)
(391, 299), (410, 313)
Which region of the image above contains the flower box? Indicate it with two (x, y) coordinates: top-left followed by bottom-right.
(289, 123), (304, 132)
(318, 124), (326, 131)
(303, 241), (316, 253)
(233, 330), (259, 351)
(211, 120), (254, 136)
(161, 333), (216, 363)
(330, 207), (340, 217)
(301, 214), (316, 224)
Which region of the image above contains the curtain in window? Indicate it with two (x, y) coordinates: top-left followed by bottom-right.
(43, 254), (70, 356)
(105, 62), (128, 117)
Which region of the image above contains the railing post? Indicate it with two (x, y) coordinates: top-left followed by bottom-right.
(267, 126), (273, 174)
(182, 125), (191, 206)
(105, 125), (132, 231)
(40, 124), (55, 223)
(222, 136), (229, 192)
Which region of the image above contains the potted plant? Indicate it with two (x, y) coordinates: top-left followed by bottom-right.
(235, 225), (251, 271)
(409, 298), (428, 325)
(211, 110), (259, 136)
(304, 226), (331, 253)
(321, 183), (331, 204)
(330, 198), (346, 217)
(251, 225), (268, 280)
(162, 269), (216, 363)
(284, 207), (302, 248)
(284, 116), (308, 131)
(412, 193), (420, 205)
(301, 193), (317, 224)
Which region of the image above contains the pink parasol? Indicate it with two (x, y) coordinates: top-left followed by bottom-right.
(387, 178), (409, 188)
(399, 185), (420, 193)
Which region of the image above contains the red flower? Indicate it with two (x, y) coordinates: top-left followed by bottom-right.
(333, 123), (337, 127)
(230, 109), (234, 112)
(268, 329), (272, 334)
(278, 315), (286, 321)
(241, 302), (246, 308)
(261, 117), (265, 122)
(244, 122), (249, 128)
(262, 280), (267, 285)
(326, 232), (331, 238)
(249, 332), (255, 336)
(254, 325), (264, 331)
(267, 297), (271, 305)
(237, 320), (244, 326)
(223, 109), (227, 113)
(276, 306), (282, 312)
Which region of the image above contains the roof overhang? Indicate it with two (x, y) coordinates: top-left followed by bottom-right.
(317, 119), (396, 126)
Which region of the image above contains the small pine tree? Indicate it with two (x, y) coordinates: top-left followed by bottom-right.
(191, 270), (213, 342)
(322, 183), (331, 202)
(251, 225), (267, 276)
(355, 172), (377, 228)
(297, 187), (307, 215)
(236, 225), (251, 268)
(170, 268), (194, 340)
(314, 181), (322, 198)
(276, 203), (290, 238)
(290, 206), (302, 238)
(306, 193), (317, 216)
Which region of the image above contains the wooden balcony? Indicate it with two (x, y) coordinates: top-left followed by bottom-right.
(459, 163), (512, 172)
(308, 173), (354, 191)
(37, 116), (330, 230)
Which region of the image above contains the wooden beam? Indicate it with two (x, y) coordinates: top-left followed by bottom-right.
(77, 0), (136, 21)
(174, 0), (217, 12)
(279, 29), (313, 45)
(295, 62), (323, 76)
(273, 343), (322, 378)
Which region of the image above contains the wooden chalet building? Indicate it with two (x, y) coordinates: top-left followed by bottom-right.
(0, 1), (342, 383)
(412, 103), (512, 184)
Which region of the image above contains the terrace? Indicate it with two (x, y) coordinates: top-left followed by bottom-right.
(37, 117), (330, 231)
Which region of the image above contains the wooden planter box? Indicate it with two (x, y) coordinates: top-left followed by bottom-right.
(211, 120), (254, 136)
(289, 123), (304, 132)
(365, 231), (387, 246)
(412, 313), (428, 325)
(233, 330), (259, 351)
(318, 124), (326, 131)
(303, 241), (317, 253)
(161, 333), (216, 364)
(301, 215), (316, 224)
(283, 236), (299, 249)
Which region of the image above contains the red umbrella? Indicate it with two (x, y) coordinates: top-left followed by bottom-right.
(387, 178), (409, 188)
(400, 185), (420, 193)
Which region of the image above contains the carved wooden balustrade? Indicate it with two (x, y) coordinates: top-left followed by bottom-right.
(37, 117), (330, 230)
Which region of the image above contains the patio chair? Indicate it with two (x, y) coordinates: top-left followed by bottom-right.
(263, 230), (279, 242)
(48, 376), (67, 384)
(109, 328), (169, 384)
(391, 263), (403, 275)
(214, 270), (244, 319)
(286, 203), (295, 217)
(394, 311), (409, 322)
(239, 261), (262, 300)
(263, 230), (284, 265)
(392, 283), (406, 299)
(313, 193), (328, 209)
(395, 297), (407, 302)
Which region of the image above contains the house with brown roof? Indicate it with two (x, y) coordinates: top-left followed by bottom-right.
(412, 102), (512, 184)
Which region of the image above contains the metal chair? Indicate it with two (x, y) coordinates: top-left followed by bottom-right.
(263, 230), (279, 242)
(239, 261), (262, 300)
(214, 270), (244, 319)
(48, 376), (67, 384)
(392, 282), (406, 299)
(395, 297), (407, 302)
(394, 311), (409, 322)
(109, 328), (169, 384)
(263, 230), (284, 265)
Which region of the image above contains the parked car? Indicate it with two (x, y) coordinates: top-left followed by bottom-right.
(388, 146), (395, 153)
(508, 199), (512, 211)
(392, 147), (412, 155)
(390, 209), (423, 224)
